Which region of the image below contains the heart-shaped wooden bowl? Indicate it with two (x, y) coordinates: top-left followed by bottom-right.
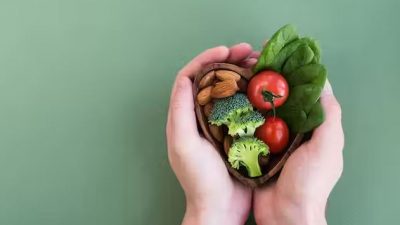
(193, 63), (303, 188)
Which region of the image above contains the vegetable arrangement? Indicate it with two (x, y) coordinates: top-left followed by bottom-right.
(195, 24), (327, 180)
(255, 24), (327, 133)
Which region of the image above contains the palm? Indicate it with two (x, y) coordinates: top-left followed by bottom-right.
(167, 44), (259, 224)
(254, 86), (344, 224)
(173, 136), (252, 218)
(201, 137), (251, 201)
(255, 144), (326, 212)
(283, 144), (328, 203)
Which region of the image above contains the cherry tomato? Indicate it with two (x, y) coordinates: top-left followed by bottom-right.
(255, 117), (289, 154)
(247, 70), (289, 111)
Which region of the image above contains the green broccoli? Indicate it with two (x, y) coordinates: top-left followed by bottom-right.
(209, 93), (253, 126)
(228, 137), (269, 177)
(209, 93), (264, 137)
(227, 110), (265, 137)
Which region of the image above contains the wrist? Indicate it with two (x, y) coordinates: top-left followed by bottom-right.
(182, 199), (246, 225)
(256, 195), (327, 225)
(286, 202), (327, 225)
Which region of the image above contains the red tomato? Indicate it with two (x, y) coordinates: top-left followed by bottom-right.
(256, 117), (289, 154)
(247, 71), (289, 111)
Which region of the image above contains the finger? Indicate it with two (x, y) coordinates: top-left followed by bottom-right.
(319, 80), (342, 126)
(178, 46), (230, 80)
(167, 76), (198, 140)
(168, 46), (230, 139)
(248, 51), (260, 59)
(238, 51), (260, 68)
(239, 58), (258, 68)
(310, 80), (344, 149)
(227, 43), (253, 64)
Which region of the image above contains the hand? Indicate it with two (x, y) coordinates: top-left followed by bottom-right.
(254, 81), (344, 225)
(166, 43), (259, 225)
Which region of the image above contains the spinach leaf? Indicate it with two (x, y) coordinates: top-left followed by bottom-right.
(285, 63), (326, 87)
(300, 101), (324, 133)
(253, 24), (298, 73)
(253, 24), (327, 133)
(277, 64), (327, 133)
(282, 44), (314, 75)
(306, 38), (321, 64)
(270, 37), (320, 72)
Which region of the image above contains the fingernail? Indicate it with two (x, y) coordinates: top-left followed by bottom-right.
(246, 58), (258, 64)
(232, 42), (251, 48)
(322, 80), (333, 96)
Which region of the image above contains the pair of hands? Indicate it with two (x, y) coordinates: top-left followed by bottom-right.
(166, 43), (344, 225)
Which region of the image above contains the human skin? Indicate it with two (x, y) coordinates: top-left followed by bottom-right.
(166, 43), (258, 225)
(253, 80), (344, 225)
(166, 44), (344, 225)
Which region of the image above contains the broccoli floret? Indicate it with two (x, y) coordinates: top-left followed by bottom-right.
(208, 93), (265, 137)
(228, 137), (269, 177)
(227, 110), (265, 137)
(208, 93), (253, 126)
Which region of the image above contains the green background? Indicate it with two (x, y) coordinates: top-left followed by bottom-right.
(0, 0), (399, 224)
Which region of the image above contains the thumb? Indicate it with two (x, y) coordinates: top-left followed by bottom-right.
(309, 80), (344, 150)
(167, 46), (230, 142)
(167, 76), (198, 140)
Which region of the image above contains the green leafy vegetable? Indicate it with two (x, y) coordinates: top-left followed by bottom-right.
(306, 38), (321, 63)
(228, 137), (269, 177)
(277, 64), (327, 133)
(253, 24), (299, 73)
(282, 44), (315, 75)
(284, 63), (326, 87)
(269, 37), (319, 72)
(254, 24), (327, 133)
(301, 101), (324, 133)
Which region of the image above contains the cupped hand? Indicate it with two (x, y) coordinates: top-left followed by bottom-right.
(166, 43), (259, 225)
(254, 81), (344, 225)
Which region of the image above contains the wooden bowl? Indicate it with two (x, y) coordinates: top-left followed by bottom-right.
(193, 63), (303, 188)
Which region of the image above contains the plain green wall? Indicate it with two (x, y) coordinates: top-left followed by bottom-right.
(1, 0), (399, 224)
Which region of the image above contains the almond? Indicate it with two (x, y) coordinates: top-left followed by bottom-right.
(209, 124), (223, 142)
(223, 135), (233, 155)
(199, 71), (215, 89)
(203, 102), (213, 118)
(197, 86), (213, 105)
(215, 70), (241, 81)
(237, 78), (248, 93)
(211, 80), (239, 98)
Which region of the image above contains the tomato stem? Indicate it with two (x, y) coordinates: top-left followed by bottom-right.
(261, 89), (281, 117)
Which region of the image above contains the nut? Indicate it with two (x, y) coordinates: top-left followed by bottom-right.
(197, 86), (213, 105)
(223, 135), (233, 155)
(211, 80), (239, 98)
(199, 71), (215, 89)
(209, 124), (223, 142)
(215, 70), (241, 82)
(203, 102), (213, 118)
(237, 78), (248, 93)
